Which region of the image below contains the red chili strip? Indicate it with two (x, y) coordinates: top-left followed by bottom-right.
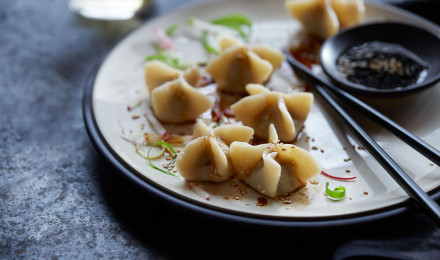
(162, 131), (169, 141)
(321, 171), (356, 181)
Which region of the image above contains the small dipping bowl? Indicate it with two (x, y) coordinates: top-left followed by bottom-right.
(320, 22), (440, 97)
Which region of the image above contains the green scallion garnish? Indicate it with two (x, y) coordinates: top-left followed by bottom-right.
(325, 182), (346, 200)
(145, 51), (189, 70)
(202, 31), (221, 55)
(165, 24), (178, 35)
(147, 141), (178, 177)
(210, 13), (252, 27)
(187, 13), (253, 54)
(210, 13), (252, 41)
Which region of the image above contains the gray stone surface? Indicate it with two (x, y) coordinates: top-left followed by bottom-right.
(1, 0), (440, 259)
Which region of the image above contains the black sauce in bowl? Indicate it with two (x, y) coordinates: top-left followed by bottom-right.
(337, 41), (428, 90)
(319, 22), (440, 97)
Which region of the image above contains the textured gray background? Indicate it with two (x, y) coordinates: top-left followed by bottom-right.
(1, 0), (440, 259)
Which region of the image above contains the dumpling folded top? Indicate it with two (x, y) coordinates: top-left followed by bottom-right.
(331, 0), (365, 28)
(230, 124), (321, 198)
(231, 84), (313, 142)
(285, 0), (340, 40)
(144, 60), (201, 93)
(285, 0), (365, 39)
(150, 76), (213, 123)
(205, 37), (285, 94)
(176, 121), (254, 182)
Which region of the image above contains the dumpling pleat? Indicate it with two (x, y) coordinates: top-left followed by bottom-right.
(205, 45), (273, 94)
(145, 60), (181, 93)
(151, 78), (213, 123)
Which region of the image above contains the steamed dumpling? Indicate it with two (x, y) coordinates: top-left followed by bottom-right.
(150, 77), (213, 123)
(217, 35), (242, 51)
(231, 84), (313, 142)
(331, 0), (365, 27)
(252, 44), (285, 70)
(144, 61), (201, 93)
(176, 121), (254, 182)
(230, 124), (320, 198)
(205, 41), (284, 94)
(217, 36), (285, 69)
(285, 0), (340, 39)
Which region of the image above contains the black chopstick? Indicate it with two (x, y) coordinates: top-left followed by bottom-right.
(284, 51), (440, 225)
(284, 52), (440, 167)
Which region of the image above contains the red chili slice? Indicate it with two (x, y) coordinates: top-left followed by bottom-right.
(321, 171), (356, 181)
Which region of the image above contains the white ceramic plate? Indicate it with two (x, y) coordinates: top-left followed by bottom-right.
(84, 0), (440, 226)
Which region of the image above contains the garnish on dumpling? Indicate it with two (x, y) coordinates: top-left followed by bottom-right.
(144, 60), (201, 93)
(231, 84), (313, 142)
(205, 37), (285, 94)
(176, 121), (254, 182)
(230, 124), (321, 198)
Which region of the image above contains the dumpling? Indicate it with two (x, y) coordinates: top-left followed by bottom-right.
(331, 0), (365, 27)
(217, 35), (242, 51)
(231, 84), (313, 142)
(144, 61), (201, 93)
(217, 36), (285, 70)
(145, 60), (181, 93)
(252, 44), (285, 70)
(205, 42), (284, 94)
(176, 121), (254, 182)
(150, 76), (213, 123)
(230, 124), (320, 198)
(285, 0), (340, 39)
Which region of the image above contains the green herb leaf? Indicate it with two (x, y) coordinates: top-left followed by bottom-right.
(325, 182), (346, 200)
(215, 120), (223, 128)
(210, 13), (252, 41)
(201, 31), (221, 55)
(145, 51), (189, 70)
(210, 13), (252, 27)
(165, 24), (178, 35)
(147, 141), (178, 177)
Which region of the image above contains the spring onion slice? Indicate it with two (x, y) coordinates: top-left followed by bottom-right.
(165, 24), (178, 35)
(210, 13), (252, 27)
(189, 182), (211, 200)
(147, 141), (178, 177)
(136, 145), (165, 160)
(187, 17), (237, 36)
(202, 31), (221, 54)
(210, 13), (252, 41)
(325, 182), (346, 200)
(145, 51), (188, 70)
(153, 27), (173, 50)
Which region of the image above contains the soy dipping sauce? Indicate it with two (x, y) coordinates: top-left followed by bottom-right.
(337, 41), (428, 90)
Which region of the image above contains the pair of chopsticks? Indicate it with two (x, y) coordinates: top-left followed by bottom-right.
(284, 51), (440, 225)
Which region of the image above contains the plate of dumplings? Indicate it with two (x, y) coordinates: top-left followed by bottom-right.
(83, 0), (440, 227)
